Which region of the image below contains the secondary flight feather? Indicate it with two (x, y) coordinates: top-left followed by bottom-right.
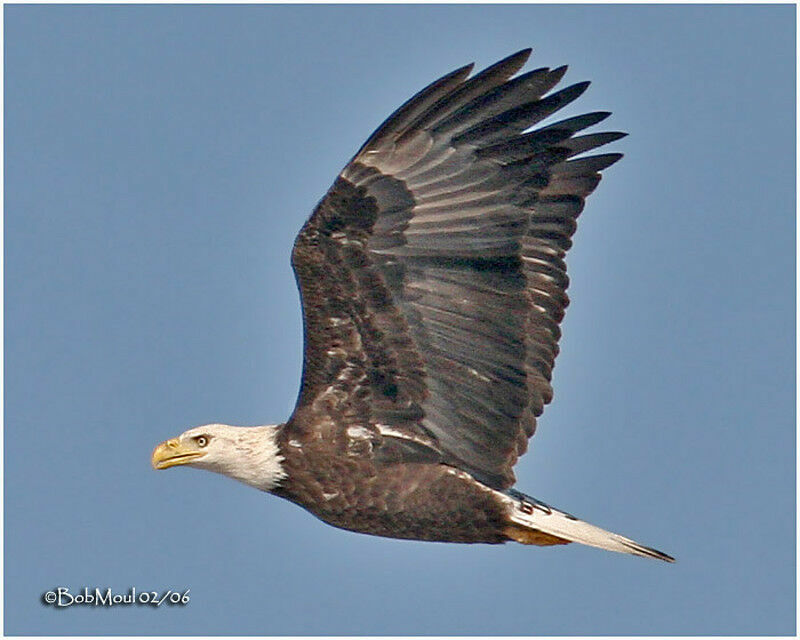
(152, 49), (673, 562)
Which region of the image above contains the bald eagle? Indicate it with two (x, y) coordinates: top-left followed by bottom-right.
(152, 49), (673, 562)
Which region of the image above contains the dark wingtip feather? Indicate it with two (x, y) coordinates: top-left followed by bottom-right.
(459, 62), (476, 77)
(545, 81), (592, 114)
(356, 61), (474, 154)
(549, 65), (569, 85)
(539, 112), (613, 137)
(473, 48), (533, 83)
(447, 62), (476, 86)
(595, 152), (624, 170)
(586, 132), (628, 148)
(570, 80), (591, 96)
(510, 47), (534, 64)
(555, 131), (627, 160)
(597, 131), (627, 143)
(544, 81), (591, 112)
(558, 152), (624, 176)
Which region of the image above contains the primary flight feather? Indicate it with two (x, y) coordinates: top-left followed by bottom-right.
(152, 49), (673, 562)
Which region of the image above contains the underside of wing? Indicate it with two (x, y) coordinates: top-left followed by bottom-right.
(290, 49), (624, 489)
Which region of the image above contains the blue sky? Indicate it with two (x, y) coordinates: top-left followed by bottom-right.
(5, 4), (795, 635)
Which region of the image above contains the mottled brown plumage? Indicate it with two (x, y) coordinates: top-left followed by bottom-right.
(286, 50), (622, 494)
(275, 50), (669, 559)
(153, 49), (674, 562)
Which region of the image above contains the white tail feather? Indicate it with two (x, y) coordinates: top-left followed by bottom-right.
(502, 489), (674, 562)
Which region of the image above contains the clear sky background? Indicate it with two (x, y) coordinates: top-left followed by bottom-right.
(5, 4), (795, 635)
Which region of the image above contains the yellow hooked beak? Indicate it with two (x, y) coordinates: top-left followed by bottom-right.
(151, 437), (207, 470)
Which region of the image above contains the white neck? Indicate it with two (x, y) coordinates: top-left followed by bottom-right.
(194, 424), (287, 492)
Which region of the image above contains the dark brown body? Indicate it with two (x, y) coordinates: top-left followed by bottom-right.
(272, 419), (512, 544)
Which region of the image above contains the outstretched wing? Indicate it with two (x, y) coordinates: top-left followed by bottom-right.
(287, 49), (624, 489)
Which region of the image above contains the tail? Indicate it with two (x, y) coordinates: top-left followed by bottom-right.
(502, 489), (675, 563)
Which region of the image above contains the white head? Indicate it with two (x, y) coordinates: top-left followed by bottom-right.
(151, 423), (286, 492)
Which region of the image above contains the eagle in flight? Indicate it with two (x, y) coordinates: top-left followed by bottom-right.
(152, 49), (673, 562)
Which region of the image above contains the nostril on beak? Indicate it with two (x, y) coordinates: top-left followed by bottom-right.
(167, 438), (179, 449)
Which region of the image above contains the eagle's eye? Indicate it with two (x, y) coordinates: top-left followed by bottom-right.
(194, 435), (210, 448)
